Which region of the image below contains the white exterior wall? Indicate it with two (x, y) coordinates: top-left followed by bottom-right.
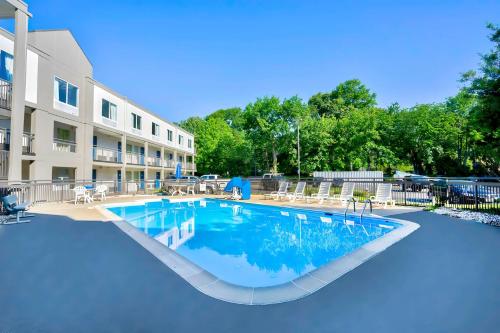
(92, 84), (195, 155)
(0, 34), (38, 103)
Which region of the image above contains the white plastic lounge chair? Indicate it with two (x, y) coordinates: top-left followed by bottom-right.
(330, 182), (355, 205)
(73, 186), (92, 204)
(370, 183), (396, 208)
(94, 184), (107, 201)
(307, 182), (332, 204)
(287, 181), (306, 201)
(264, 182), (289, 200)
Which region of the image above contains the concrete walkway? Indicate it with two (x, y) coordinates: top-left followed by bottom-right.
(0, 210), (498, 332)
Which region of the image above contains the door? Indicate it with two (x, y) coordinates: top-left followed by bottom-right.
(155, 171), (161, 189)
(92, 136), (97, 160)
(139, 170), (145, 190)
(117, 170), (122, 192)
(140, 147), (145, 165)
(92, 169), (97, 182)
(117, 141), (122, 163)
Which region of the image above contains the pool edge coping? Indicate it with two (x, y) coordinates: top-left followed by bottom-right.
(100, 199), (420, 305)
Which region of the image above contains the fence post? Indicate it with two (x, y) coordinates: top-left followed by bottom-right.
(403, 180), (407, 206)
(474, 184), (479, 211)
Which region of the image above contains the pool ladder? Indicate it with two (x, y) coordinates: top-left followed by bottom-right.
(343, 197), (357, 221)
(344, 198), (373, 222)
(359, 199), (373, 222)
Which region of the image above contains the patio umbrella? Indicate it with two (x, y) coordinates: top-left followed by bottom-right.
(175, 163), (182, 179)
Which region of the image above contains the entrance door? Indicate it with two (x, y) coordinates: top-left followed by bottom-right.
(92, 136), (97, 160)
(117, 141), (122, 163)
(117, 170), (122, 192)
(155, 171), (161, 189)
(139, 170), (145, 190)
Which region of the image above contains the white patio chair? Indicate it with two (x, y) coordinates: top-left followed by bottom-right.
(286, 181), (306, 202)
(329, 182), (355, 205)
(94, 184), (107, 201)
(370, 183), (396, 208)
(264, 181), (289, 200)
(186, 185), (195, 195)
(307, 182), (332, 204)
(73, 186), (91, 204)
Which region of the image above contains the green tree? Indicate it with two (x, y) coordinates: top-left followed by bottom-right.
(308, 79), (377, 118)
(461, 23), (500, 175)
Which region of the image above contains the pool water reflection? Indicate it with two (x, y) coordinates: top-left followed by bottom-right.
(108, 199), (400, 287)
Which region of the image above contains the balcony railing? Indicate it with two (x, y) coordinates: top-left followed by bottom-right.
(93, 146), (122, 163)
(164, 160), (176, 168)
(22, 133), (35, 154)
(126, 152), (145, 165)
(0, 79), (12, 110)
(53, 138), (76, 153)
(0, 128), (35, 154)
(185, 162), (196, 170)
(147, 157), (163, 167)
(0, 150), (8, 179)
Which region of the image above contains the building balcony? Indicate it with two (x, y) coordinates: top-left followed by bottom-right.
(185, 162), (196, 171)
(0, 128), (35, 154)
(126, 152), (145, 165)
(147, 157), (162, 167)
(53, 138), (76, 153)
(164, 160), (176, 168)
(22, 133), (35, 155)
(93, 146), (122, 163)
(0, 79), (12, 110)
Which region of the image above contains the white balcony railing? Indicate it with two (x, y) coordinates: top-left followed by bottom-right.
(164, 160), (176, 168)
(0, 128), (35, 154)
(126, 152), (145, 165)
(147, 157), (162, 167)
(93, 146), (122, 163)
(53, 138), (76, 153)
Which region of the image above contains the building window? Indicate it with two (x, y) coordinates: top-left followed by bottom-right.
(178, 135), (184, 146)
(131, 113), (142, 130)
(0, 51), (13, 82)
(188, 139), (192, 148)
(167, 129), (173, 142)
(54, 77), (78, 107)
(102, 99), (117, 121)
(152, 122), (160, 136)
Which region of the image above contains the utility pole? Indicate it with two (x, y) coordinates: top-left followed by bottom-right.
(297, 119), (301, 181)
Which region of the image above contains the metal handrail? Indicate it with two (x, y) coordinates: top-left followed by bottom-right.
(343, 197), (357, 220)
(360, 198), (373, 221)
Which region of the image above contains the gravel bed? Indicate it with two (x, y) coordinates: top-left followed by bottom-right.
(433, 207), (500, 227)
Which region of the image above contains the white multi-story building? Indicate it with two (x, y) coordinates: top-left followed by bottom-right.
(0, 0), (195, 184)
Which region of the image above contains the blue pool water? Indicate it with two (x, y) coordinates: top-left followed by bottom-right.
(108, 199), (401, 287)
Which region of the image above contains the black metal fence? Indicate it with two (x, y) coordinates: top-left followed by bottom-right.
(248, 177), (500, 213)
(1, 177), (499, 213)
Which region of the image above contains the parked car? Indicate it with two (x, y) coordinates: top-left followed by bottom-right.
(262, 173), (284, 180)
(181, 175), (200, 182)
(261, 173), (285, 191)
(200, 174), (221, 180)
(403, 175), (431, 192)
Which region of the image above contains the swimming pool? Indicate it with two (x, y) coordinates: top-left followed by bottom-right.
(106, 199), (416, 295)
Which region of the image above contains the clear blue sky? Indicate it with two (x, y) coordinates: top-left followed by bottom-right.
(3, 0), (500, 121)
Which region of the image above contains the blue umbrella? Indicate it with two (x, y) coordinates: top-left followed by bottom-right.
(175, 163), (182, 179)
(224, 177), (243, 192)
